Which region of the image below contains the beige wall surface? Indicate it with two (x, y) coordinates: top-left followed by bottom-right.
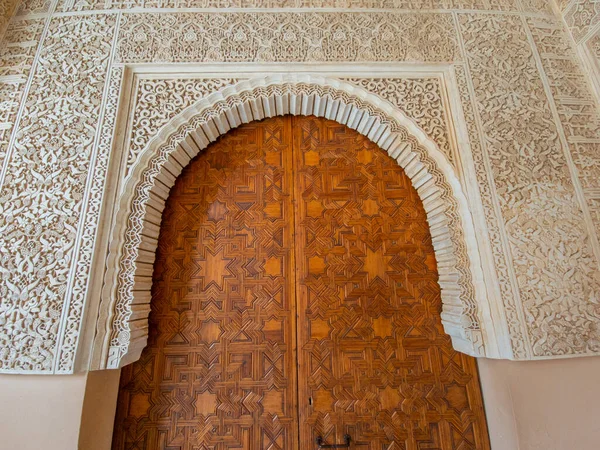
(2, 358), (600, 449)
(479, 356), (600, 450)
(0, 370), (121, 450)
(79, 369), (121, 450)
(0, 373), (88, 450)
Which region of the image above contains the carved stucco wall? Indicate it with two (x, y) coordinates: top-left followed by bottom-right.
(0, 0), (599, 374)
(561, 1), (600, 227)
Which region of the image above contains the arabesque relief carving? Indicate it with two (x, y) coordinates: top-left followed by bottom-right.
(563, 0), (600, 43)
(345, 78), (454, 166)
(459, 13), (600, 357)
(115, 13), (460, 64)
(126, 78), (239, 177)
(0, 14), (116, 373)
(0, 4), (599, 373)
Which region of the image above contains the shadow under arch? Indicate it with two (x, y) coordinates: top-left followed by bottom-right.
(92, 74), (499, 370)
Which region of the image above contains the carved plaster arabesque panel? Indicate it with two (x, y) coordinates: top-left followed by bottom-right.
(563, 0), (600, 44)
(115, 12), (460, 64)
(125, 77), (240, 177)
(345, 78), (455, 166)
(560, 5), (600, 232)
(581, 29), (600, 104)
(56, 67), (124, 372)
(558, 0), (575, 11)
(0, 18), (45, 171)
(0, 0), (20, 41)
(0, 14), (116, 373)
(122, 75), (457, 180)
(452, 63), (525, 357)
(459, 13), (600, 357)
(16, 0), (52, 16)
(526, 16), (600, 247)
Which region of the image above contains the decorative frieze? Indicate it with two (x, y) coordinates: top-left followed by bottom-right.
(56, 0), (529, 12)
(115, 12), (460, 64)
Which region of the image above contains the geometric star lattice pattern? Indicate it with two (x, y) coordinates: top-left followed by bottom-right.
(112, 116), (489, 449)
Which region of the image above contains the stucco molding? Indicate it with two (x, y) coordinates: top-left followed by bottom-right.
(90, 73), (503, 370)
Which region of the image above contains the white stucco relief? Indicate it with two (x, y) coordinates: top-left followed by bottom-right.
(2, 3), (600, 374)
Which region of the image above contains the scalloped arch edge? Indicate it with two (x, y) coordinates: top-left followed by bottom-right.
(91, 74), (508, 370)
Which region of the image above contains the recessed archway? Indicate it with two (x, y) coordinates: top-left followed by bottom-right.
(92, 74), (499, 370)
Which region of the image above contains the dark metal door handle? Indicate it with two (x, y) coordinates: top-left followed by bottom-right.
(315, 434), (351, 448)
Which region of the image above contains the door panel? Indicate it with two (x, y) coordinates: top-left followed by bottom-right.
(112, 117), (299, 450)
(292, 116), (489, 450)
(112, 116), (490, 450)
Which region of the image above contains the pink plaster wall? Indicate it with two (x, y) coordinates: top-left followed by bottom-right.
(1, 357), (600, 449)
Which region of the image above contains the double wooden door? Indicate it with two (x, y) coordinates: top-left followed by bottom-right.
(112, 116), (490, 450)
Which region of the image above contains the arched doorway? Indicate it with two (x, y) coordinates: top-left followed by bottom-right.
(112, 116), (489, 449)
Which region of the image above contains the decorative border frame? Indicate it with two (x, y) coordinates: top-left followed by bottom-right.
(89, 72), (508, 370)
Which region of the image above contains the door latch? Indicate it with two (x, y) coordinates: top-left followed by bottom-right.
(315, 434), (351, 448)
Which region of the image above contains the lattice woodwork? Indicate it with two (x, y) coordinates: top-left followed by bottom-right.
(293, 116), (490, 450)
(113, 117), (299, 449)
(112, 116), (489, 450)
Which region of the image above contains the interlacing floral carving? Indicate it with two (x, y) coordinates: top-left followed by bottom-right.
(58, 0), (534, 12)
(125, 77), (454, 177)
(459, 14), (600, 357)
(563, 0), (600, 43)
(126, 78), (239, 177)
(0, 18), (45, 171)
(56, 67), (124, 372)
(0, 0), (20, 40)
(453, 64), (529, 358)
(527, 16), (600, 243)
(116, 12), (460, 64)
(0, 14), (116, 372)
(345, 78), (454, 166)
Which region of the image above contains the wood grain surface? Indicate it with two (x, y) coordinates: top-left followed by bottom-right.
(112, 116), (490, 450)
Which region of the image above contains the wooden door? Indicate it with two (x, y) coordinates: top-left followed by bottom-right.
(113, 117), (299, 449)
(292, 116), (489, 449)
(112, 116), (490, 450)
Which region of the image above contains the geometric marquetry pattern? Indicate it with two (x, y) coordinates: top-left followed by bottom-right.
(292, 116), (490, 450)
(112, 116), (489, 449)
(113, 117), (299, 449)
